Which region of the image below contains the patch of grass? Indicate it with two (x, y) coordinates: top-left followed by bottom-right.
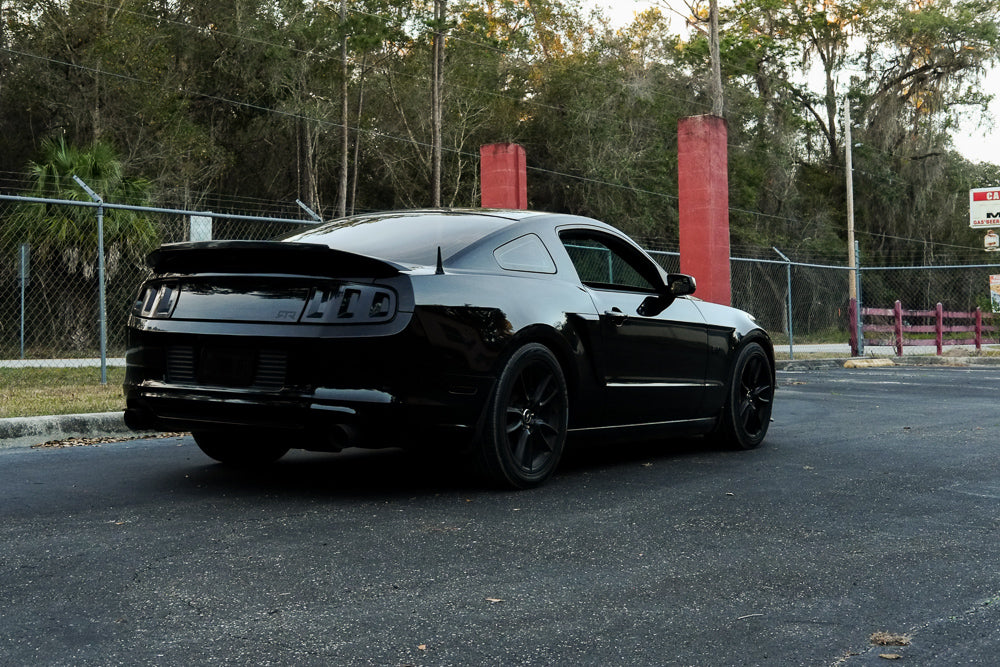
(0, 367), (126, 418)
(769, 328), (849, 345)
(774, 351), (851, 361)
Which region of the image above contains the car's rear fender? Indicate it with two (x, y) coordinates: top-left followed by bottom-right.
(496, 322), (599, 428)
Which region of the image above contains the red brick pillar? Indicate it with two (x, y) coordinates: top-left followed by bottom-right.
(480, 143), (527, 209)
(677, 115), (731, 306)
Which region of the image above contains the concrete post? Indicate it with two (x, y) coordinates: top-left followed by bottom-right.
(480, 143), (527, 209)
(677, 115), (731, 306)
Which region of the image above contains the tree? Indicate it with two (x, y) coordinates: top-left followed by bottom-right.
(524, 8), (695, 239)
(8, 137), (157, 352)
(431, 0), (446, 207)
(850, 0), (1000, 264)
(683, 0), (1000, 262)
(1, 0), (997, 268)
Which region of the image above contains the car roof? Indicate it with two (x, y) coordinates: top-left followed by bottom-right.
(282, 209), (554, 268)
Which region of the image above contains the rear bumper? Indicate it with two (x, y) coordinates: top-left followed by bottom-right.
(122, 306), (504, 446)
(124, 378), (490, 446)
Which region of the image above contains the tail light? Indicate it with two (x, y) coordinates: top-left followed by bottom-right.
(133, 282), (179, 318)
(300, 284), (396, 323)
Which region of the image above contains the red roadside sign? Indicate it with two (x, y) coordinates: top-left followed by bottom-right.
(970, 188), (1000, 227)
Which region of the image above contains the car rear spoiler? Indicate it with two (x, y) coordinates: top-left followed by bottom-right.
(146, 240), (407, 278)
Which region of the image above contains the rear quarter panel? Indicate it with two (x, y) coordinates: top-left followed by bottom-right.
(408, 270), (604, 421)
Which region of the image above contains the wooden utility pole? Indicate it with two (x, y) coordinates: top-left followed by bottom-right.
(431, 0), (446, 207)
(338, 0), (349, 218)
(708, 0), (723, 116)
(0, 1), (6, 102)
(845, 96), (857, 301)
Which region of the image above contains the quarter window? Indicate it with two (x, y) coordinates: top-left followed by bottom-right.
(493, 234), (557, 274)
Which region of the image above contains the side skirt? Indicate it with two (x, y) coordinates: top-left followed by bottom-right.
(568, 416), (717, 443)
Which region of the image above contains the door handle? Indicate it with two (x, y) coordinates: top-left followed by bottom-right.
(604, 307), (627, 326)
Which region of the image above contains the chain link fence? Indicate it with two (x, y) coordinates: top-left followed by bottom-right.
(4, 194), (1000, 380)
(0, 195), (314, 368)
(861, 265), (999, 314)
(853, 264), (1000, 353)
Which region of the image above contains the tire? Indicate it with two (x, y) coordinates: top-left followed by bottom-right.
(192, 430), (290, 467)
(715, 342), (774, 450)
(477, 343), (569, 489)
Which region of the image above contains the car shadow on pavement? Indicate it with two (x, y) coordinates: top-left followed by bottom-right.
(172, 433), (725, 499)
(560, 434), (718, 473)
(178, 446), (473, 498)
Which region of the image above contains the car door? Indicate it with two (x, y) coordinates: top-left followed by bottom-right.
(559, 229), (710, 425)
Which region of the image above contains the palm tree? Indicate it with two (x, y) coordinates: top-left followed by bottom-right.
(8, 137), (159, 354)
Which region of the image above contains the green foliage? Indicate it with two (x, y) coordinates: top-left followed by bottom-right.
(10, 137), (158, 260)
(4, 138), (158, 352)
(0, 0), (997, 267)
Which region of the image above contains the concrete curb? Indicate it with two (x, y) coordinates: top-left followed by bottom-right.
(776, 355), (1000, 371)
(776, 358), (851, 371)
(0, 412), (154, 450)
(843, 358), (895, 369)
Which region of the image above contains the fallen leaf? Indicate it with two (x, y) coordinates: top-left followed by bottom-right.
(417, 644), (427, 651)
(871, 631), (910, 647)
(31, 432), (189, 449)
(879, 654), (902, 660)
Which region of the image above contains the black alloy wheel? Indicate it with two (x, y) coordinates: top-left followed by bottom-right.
(479, 343), (569, 489)
(193, 430), (290, 467)
(717, 341), (774, 450)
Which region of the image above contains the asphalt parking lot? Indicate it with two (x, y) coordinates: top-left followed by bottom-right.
(2, 365), (999, 666)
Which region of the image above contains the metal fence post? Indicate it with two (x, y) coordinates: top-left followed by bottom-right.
(976, 307), (983, 352)
(849, 298), (858, 356)
(893, 300), (903, 357)
(855, 240), (864, 356)
(295, 199), (323, 222)
(72, 176), (107, 385)
(935, 302), (944, 356)
(772, 247), (793, 360)
(19, 243), (29, 359)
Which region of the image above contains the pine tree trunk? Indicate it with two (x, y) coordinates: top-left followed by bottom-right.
(338, 0), (349, 218)
(431, 0), (445, 207)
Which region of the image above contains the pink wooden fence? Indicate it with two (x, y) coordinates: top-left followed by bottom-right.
(850, 299), (999, 356)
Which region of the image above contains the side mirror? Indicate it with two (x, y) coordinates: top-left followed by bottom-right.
(666, 273), (696, 297)
(637, 274), (696, 317)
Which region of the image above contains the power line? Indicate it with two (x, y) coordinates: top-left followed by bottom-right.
(37, 0), (970, 181)
(2, 2), (989, 244)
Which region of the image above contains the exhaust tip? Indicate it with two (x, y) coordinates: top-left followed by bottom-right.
(123, 407), (155, 431)
(330, 423), (359, 448)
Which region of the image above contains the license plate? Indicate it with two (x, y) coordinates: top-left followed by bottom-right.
(200, 348), (255, 387)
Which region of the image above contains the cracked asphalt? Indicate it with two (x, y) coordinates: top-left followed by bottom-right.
(1, 365), (998, 666)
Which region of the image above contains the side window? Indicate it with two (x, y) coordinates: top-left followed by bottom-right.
(560, 231), (657, 292)
(493, 234), (557, 274)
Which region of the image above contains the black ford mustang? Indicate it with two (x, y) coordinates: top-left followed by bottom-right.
(124, 209), (774, 487)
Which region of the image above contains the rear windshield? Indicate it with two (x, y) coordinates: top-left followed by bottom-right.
(283, 212), (513, 267)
